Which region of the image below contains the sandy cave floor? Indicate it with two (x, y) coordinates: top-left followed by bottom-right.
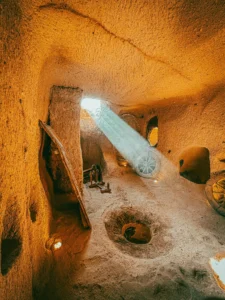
(42, 164), (225, 300)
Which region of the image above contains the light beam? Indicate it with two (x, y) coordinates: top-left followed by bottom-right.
(81, 97), (101, 111)
(81, 98), (160, 178)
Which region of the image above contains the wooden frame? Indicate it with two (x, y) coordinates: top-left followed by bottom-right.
(39, 120), (91, 229)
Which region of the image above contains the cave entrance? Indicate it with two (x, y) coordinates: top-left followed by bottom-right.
(146, 116), (158, 147)
(179, 146), (210, 184)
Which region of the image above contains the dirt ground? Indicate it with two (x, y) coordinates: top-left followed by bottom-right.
(41, 157), (225, 300)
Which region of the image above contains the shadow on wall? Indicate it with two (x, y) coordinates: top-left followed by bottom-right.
(179, 146), (210, 184)
(81, 137), (105, 170)
(1, 200), (22, 276)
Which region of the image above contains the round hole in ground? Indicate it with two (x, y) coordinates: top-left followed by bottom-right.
(104, 207), (172, 258)
(122, 222), (151, 244)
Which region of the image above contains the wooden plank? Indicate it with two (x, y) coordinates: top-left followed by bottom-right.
(39, 120), (91, 229)
(49, 86), (83, 193)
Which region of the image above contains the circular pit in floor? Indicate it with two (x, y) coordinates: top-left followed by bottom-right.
(104, 206), (172, 258)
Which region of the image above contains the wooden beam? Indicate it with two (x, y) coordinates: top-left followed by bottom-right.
(39, 120), (91, 229)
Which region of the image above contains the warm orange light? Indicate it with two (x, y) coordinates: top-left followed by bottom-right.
(148, 127), (158, 147)
(53, 241), (62, 250)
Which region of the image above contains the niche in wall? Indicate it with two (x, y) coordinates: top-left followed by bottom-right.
(1, 201), (22, 275)
(146, 116), (158, 147)
(179, 146), (210, 184)
(29, 201), (38, 223)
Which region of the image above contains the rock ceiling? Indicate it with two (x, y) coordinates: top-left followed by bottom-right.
(20, 0), (225, 105)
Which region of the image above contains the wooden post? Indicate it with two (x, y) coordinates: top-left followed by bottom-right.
(49, 86), (83, 193)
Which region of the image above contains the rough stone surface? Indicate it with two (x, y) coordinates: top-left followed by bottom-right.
(1, 0), (225, 299)
(179, 146), (210, 184)
(49, 86), (83, 193)
(42, 166), (225, 299)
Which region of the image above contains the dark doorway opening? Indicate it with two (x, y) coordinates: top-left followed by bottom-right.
(146, 116), (158, 147)
(179, 146), (210, 184)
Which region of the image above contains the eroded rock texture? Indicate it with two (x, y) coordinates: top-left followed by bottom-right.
(1, 0), (225, 299)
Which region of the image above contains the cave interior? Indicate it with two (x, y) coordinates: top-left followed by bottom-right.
(1, 1), (225, 299)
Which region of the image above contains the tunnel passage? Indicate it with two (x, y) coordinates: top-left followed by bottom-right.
(146, 116), (158, 147)
(179, 146), (210, 184)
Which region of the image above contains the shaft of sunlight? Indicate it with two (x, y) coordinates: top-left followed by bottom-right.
(81, 98), (160, 178)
